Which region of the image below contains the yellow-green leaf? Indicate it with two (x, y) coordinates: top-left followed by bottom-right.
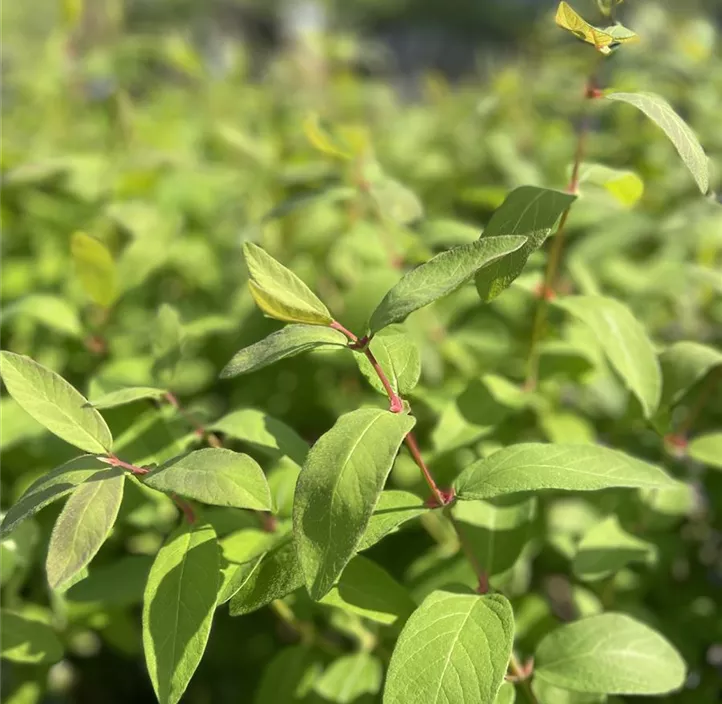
(555, 2), (638, 55)
(71, 232), (119, 308)
(303, 113), (352, 160)
(243, 242), (333, 325)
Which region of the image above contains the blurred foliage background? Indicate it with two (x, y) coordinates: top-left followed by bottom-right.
(1, 0), (721, 702)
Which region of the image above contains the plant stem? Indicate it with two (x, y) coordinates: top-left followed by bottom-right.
(165, 392), (222, 447)
(100, 454), (149, 475)
(405, 431), (447, 508)
(365, 346), (404, 413)
(525, 75), (598, 389)
(508, 653), (538, 704)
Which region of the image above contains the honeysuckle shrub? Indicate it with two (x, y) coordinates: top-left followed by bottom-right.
(1, 2), (721, 703)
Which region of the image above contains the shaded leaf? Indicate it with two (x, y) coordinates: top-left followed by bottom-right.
(152, 305), (184, 387)
(606, 92), (709, 193)
(144, 448), (272, 510)
(454, 444), (678, 500)
(294, 408), (415, 599)
(476, 186), (576, 302)
(659, 341), (722, 407)
(369, 236), (527, 334)
(220, 325), (348, 378)
(46, 469), (125, 590)
(319, 554), (416, 625)
(218, 528), (276, 604)
(315, 652), (383, 703)
(355, 327), (421, 396)
(255, 646), (322, 704)
(535, 612), (686, 695)
(143, 522), (220, 704)
(572, 515), (655, 581)
(0, 610), (63, 664)
(0, 457), (115, 537)
(384, 590), (514, 704)
(0, 352), (113, 454)
(210, 408), (309, 466)
(244, 242), (332, 325)
(555, 296), (661, 418)
(358, 490), (428, 551)
(71, 231), (119, 307)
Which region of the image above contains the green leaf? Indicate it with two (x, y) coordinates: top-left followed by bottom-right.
(532, 679), (604, 704)
(254, 646), (322, 704)
(0, 610), (63, 664)
(475, 186), (576, 301)
(71, 231), (119, 307)
(0, 457), (115, 537)
(319, 554), (416, 625)
(0, 351), (113, 454)
(369, 177), (424, 225)
(143, 522), (220, 704)
(454, 444), (679, 500)
(218, 528), (276, 604)
(384, 590), (514, 704)
(46, 469), (125, 590)
(228, 533), (304, 616)
(66, 554), (153, 606)
(303, 113), (352, 160)
(452, 496), (536, 578)
(572, 515), (655, 581)
(144, 448), (272, 510)
(688, 432), (722, 470)
(535, 612), (687, 695)
(210, 408), (309, 466)
(659, 341), (722, 407)
(358, 490), (428, 551)
(355, 326), (421, 396)
(2, 294), (83, 338)
(606, 92), (709, 193)
(315, 652), (383, 703)
(555, 2), (638, 54)
(577, 163), (644, 208)
(494, 682), (516, 704)
(263, 187), (356, 221)
(152, 305), (184, 387)
(88, 386), (168, 410)
(369, 237), (527, 334)
(294, 407), (415, 599)
(554, 296), (661, 418)
(220, 325), (349, 378)
(244, 242), (333, 325)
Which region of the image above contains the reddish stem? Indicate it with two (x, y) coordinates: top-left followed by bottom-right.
(165, 392), (222, 446)
(99, 455), (149, 475)
(365, 347), (404, 413)
(405, 432), (448, 507)
(171, 494), (196, 524)
(330, 320), (358, 343)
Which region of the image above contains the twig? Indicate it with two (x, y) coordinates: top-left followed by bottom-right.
(447, 509), (488, 594)
(508, 653), (538, 703)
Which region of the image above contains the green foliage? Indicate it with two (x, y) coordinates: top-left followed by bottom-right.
(1, 1), (720, 702)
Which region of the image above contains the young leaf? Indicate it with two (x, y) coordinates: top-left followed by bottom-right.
(144, 448), (272, 510)
(71, 231), (119, 307)
(688, 432), (722, 470)
(555, 2), (638, 55)
(319, 554), (416, 625)
(572, 515), (655, 581)
(210, 407), (309, 466)
(368, 236), (527, 334)
(229, 534), (304, 616)
(143, 522), (220, 704)
(554, 296), (661, 418)
(475, 186), (576, 302)
(254, 646), (322, 704)
(659, 341), (722, 407)
(220, 325), (348, 378)
(606, 92), (709, 193)
(88, 386), (168, 410)
(243, 242), (332, 325)
(315, 652), (383, 703)
(454, 444), (679, 501)
(0, 351), (113, 454)
(0, 610), (64, 664)
(293, 407), (415, 599)
(384, 590), (514, 704)
(0, 457), (116, 537)
(46, 469), (125, 590)
(535, 612), (686, 695)
(355, 326), (421, 396)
